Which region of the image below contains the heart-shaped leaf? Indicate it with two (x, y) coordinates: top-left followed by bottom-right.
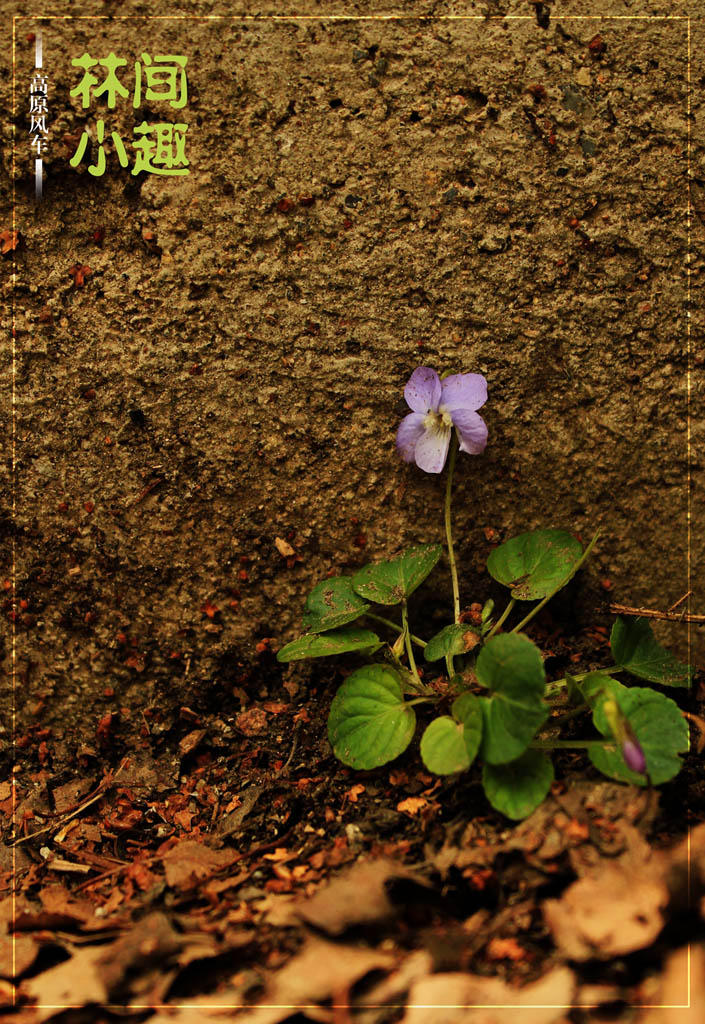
(487, 529), (584, 601)
(277, 627), (381, 663)
(453, 692), (484, 762)
(424, 624), (481, 663)
(578, 670), (623, 705)
(482, 749), (554, 820)
(420, 718), (470, 775)
(420, 693), (483, 775)
(327, 665), (416, 769)
(476, 633), (548, 764)
(352, 545), (442, 606)
(589, 685), (689, 785)
(301, 576), (370, 634)
(610, 616), (692, 688)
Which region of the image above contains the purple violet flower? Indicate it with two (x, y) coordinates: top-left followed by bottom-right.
(396, 366), (488, 474)
(622, 736), (647, 775)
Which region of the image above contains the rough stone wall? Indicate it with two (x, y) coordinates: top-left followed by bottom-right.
(1, 0), (702, 750)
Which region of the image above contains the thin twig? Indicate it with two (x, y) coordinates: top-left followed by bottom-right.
(12, 758), (129, 846)
(610, 603), (705, 624)
(281, 720), (302, 771)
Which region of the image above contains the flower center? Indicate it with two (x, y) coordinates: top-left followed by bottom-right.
(423, 406), (453, 432)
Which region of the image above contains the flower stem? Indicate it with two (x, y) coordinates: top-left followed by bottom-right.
(445, 438), (461, 625)
(544, 665), (620, 699)
(510, 529), (601, 635)
(530, 738), (616, 750)
(365, 612), (426, 648)
(402, 600), (422, 688)
(542, 702), (590, 728)
(485, 597), (516, 639)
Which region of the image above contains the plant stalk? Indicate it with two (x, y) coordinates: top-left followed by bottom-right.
(402, 600), (423, 689)
(529, 739), (616, 750)
(365, 612), (426, 648)
(444, 438), (461, 625)
(544, 665), (620, 699)
(511, 529), (601, 635)
(486, 597), (516, 639)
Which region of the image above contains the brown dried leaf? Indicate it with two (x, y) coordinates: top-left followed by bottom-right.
(402, 966), (575, 1024)
(544, 862), (668, 960)
(23, 945), (107, 1020)
(635, 944), (704, 1022)
(0, 934), (39, 978)
(96, 912), (182, 1003)
(295, 857), (430, 935)
(50, 776), (93, 813)
(39, 885), (96, 923)
(397, 796), (428, 816)
(240, 935), (395, 1024)
(161, 839), (238, 889)
(179, 728), (207, 756)
(0, 229), (21, 255)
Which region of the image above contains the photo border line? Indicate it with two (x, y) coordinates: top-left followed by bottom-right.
(6, 9), (692, 1015)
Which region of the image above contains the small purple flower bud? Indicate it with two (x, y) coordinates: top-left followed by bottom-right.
(622, 737), (647, 774)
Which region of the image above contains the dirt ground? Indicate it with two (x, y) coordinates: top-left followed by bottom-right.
(1, 1), (704, 1020)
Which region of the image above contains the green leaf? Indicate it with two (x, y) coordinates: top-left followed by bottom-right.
(482, 750), (554, 820)
(301, 577), (370, 633)
(424, 624), (481, 663)
(277, 627), (381, 663)
(453, 692), (483, 762)
(610, 616), (692, 688)
(420, 693), (483, 775)
(589, 685), (689, 785)
(327, 665), (416, 769)
(486, 529), (584, 601)
(420, 718), (470, 774)
(565, 672), (584, 705)
(352, 544), (442, 606)
(578, 670), (623, 705)
(476, 634), (548, 764)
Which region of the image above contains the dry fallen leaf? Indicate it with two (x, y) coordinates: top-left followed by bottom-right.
(0, 229), (21, 255)
(397, 796), (428, 816)
(161, 839), (238, 889)
(179, 728), (207, 756)
(634, 944), (704, 1022)
(544, 861), (668, 960)
(24, 945), (107, 1021)
(345, 783), (365, 803)
(402, 965), (575, 1024)
(236, 934), (395, 1024)
(0, 933), (39, 978)
(96, 912), (183, 1004)
(486, 936), (529, 962)
(295, 857), (431, 935)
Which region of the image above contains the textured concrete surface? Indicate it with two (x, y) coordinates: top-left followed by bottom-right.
(1, 0), (703, 757)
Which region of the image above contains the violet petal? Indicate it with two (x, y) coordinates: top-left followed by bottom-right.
(396, 412), (426, 463)
(414, 422), (451, 473)
(404, 367), (442, 413)
(451, 409), (488, 454)
(441, 373), (487, 412)
(622, 738), (647, 774)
